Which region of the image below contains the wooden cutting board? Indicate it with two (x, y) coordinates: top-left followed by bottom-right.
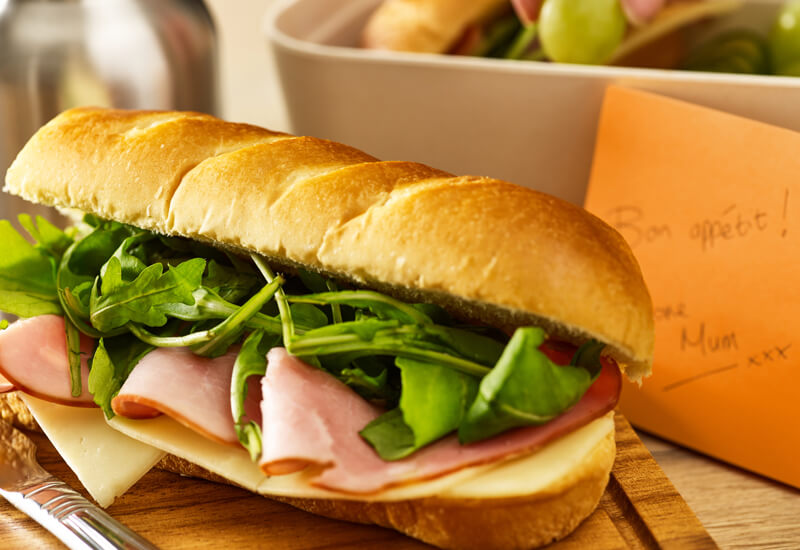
(0, 413), (717, 549)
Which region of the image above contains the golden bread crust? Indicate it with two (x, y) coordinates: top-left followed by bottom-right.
(4, 107), (653, 377)
(270, 428), (614, 550)
(362, 0), (509, 53)
(0, 391), (37, 431)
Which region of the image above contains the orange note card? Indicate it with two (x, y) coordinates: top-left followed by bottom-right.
(584, 86), (800, 488)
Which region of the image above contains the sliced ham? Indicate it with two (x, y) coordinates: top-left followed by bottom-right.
(0, 315), (95, 406)
(621, 0), (666, 26)
(259, 347), (621, 494)
(112, 347), (262, 447)
(260, 349), (383, 476)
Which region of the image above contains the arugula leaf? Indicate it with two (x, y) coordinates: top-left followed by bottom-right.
(326, 280), (343, 324)
(82, 213), (105, 228)
(289, 320), (491, 378)
(89, 258), (205, 332)
(57, 221), (134, 321)
(99, 232), (154, 294)
(458, 327), (597, 444)
(157, 235), (230, 264)
(204, 260), (259, 303)
(231, 330), (279, 460)
(339, 364), (394, 402)
(570, 339), (605, 377)
(59, 221), (133, 287)
(423, 325), (505, 366)
(294, 319), (400, 344)
(359, 410), (415, 461)
(290, 303), (330, 330)
(190, 276), (283, 357)
(361, 357), (478, 460)
(0, 220), (63, 317)
(18, 214), (72, 261)
(410, 303), (452, 325)
(89, 334), (154, 418)
(252, 256), (295, 346)
(156, 286), (283, 335)
(288, 290), (432, 325)
(65, 317), (84, 397)
(297, 269), (330, 294)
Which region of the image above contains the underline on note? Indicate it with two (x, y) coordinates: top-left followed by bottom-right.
(661, 363), (739, 392)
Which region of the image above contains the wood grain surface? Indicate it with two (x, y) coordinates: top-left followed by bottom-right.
(640, 432), (800, 550)
(0, 414), (716, 549)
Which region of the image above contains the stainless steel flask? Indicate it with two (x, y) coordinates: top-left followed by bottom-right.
(0, 0), (218, 223)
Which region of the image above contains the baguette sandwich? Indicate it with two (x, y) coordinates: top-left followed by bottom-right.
(0, 108), (653, 550)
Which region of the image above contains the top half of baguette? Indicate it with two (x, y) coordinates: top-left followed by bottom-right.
(4, 107), (654, 380)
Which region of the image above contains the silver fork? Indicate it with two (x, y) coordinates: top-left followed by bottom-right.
(0, 420), (160, 550)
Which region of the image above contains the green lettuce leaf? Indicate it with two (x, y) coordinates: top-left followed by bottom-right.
(339, 363), (395, 402)
(0, 220), (63, 317)
(89, 258), (205, 332)
(570, 339), (605, 376)
(290, 303), (329, 330)
(99, 232), (155, 294)
(57, 221), (134, 326)
(361, 357), (478, 460)
(288, 290), (432, 325)
(18, 214), (72, 261)
(203, 260), (259, 303)
(190, 276), (283, 357)
(65, 317), (84, 396)
(88, 334), (154, 418)
(458, 327), (597, 444)
(231, 330), (279, 460)
(423, 324), (505, 366)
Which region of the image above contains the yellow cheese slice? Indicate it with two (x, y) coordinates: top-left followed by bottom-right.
(109, 414), (266, 492)
(109, 411), (614, 501)
(20, 395), (165, 507)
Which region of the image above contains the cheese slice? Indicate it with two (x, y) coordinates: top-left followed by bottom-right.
(109, 411), (614, 501)
(20, 395), (165, 507)
(23, 393), (614, 504)
(109, 415), (266, 492)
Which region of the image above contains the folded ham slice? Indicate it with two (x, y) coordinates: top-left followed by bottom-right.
(0, 315), (95, 406)
(260, 347), (621, 494)
(112, 347), (262, 447)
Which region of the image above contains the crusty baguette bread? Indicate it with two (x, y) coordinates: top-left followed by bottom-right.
(5, 107), (653, 379)
(0, 392), (614, 550)
(362, 0), (508, 53)
(2, 107), (651, 549)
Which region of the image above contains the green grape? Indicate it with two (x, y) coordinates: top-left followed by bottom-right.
(538, 0), (627, 65)
(770, 0), (800, 76)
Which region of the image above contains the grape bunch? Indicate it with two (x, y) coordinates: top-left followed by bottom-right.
(538, 0), (627, 65)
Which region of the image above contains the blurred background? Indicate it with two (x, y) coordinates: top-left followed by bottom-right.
(205, 0), (285, 130)
(0, 0), (284, 224)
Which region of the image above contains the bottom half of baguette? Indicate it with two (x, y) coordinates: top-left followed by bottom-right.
(0, 392), (615, 550)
